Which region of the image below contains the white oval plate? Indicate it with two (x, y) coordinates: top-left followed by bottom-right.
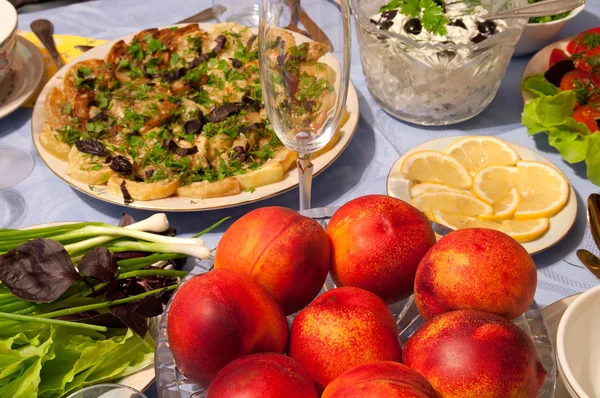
(542, 294), (581, 398)
(521, 35), (574, 104)
(31, 24), (359, 212)
(386, 136), (578, 255)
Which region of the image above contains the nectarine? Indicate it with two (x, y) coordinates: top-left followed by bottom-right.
(414, 228), (537, 320)
(207, 353), (318, 398)
(322, 361), (439, 398)
(167, 269), (288, 386)
(215, 206), (330, 315)
(327, 195), (436, 303)
(289, 287), (403, 391)
(403, 310), (546, 398)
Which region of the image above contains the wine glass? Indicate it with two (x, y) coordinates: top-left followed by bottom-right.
(0, 147), (34, 189)
(65, 384), (147, 398)
(258, 0), (351, 210)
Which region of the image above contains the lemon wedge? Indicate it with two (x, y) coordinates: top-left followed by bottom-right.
(411, 192), (493, 219)
(410, 182), (471, 198)
(513, 161), (569, 220)
(433, 211), (550, 242)
(445, 136), (520, 173)
(401, 151), (472, 189)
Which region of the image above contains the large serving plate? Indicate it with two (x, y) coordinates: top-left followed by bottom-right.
(521, 35), (573, 104)
(31, 23), (359, 211)
(154, 208), (556, 398)
(386, 136), (578, 255)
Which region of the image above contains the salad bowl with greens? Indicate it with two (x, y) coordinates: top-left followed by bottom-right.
(521, 27), (600, 185)
(514, 0), (585, 56)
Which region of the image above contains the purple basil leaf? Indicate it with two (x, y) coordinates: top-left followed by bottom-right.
(118, 213), (136, 227)
(113, 251), (148, 261)
(0, 239), (88, 302)
(133, 293), (165, 318)
(78, 247), (118, 283)
(110, 304), (149, 337)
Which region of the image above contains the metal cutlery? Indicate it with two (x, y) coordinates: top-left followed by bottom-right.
(30, 19), (64, 68)
(576, 249), (600, 279)
(293, 1), (334, 52)
(577, 193), (600, 279)
(285, 0), (312, 38)
(484, 0), (585, 20)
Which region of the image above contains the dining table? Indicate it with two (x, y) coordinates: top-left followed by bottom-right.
(1, 0), (600, 396)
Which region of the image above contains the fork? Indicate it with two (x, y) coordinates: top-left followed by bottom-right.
(284, 0), (312, 38)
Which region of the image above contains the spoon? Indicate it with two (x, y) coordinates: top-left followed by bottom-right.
(30, 19), (64, 69)
(285, 0), (312, 38)
(576, 249), (600, 280)
(483, 0), (585, 20)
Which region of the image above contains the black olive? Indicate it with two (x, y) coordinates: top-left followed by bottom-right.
(230, 58), (242, 68)
(433, 0), (444, 7)
(120, 180), (133, 205)
(235, 153), (248, 162)
(404, 18), (422, 35)
(184, 119), (203, 134)
(369, 18), (378, 25)
(145, 169), (154, 180)
(212, 35), (227, 55)
(208, 103), (241, 123)
(381, 10), (398, 20)
(471, 34), (487, 44)
(233, 146), (245, 153)
(111, 156), (133, 176)
(544, 59), (575, 87)
(75, 139), (108, 157)
(247, 35), (257, 50)
(176, 146), (199, 157)
(163, 67), (187, 82)
(380, 20), (394, 30)
(477, 21), (496, 36)
(449, 19), (467, 29)
(89, 112), (108, 122)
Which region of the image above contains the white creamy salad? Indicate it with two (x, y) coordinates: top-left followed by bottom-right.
(370, 0), (507, 45)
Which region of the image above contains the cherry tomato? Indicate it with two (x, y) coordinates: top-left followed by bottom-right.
(592, 70), (600, 89)
(573, 105), (600, 132)
(549, 49), (569, 68)
(575, 47), (600, 73)
(560, 70), (591, 91)
(567, 27), (600, 55)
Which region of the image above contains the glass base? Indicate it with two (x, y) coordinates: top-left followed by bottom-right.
(0, 148), (34, 189)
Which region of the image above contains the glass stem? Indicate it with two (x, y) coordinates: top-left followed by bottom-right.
(297, 152), (313, 211)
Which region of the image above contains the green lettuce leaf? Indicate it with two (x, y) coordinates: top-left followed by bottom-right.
(522, 90), (579, 133)
(548, 119), (590, 163)
(522, 74), (560, 97)
(586, 132), (600, 185)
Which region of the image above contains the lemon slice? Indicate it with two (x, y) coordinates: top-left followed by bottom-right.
(482, 187), (520, 221)
(410, 182), (471, 198)
(434, 211), (549, 242)
(513, 161), (570, 220)
(502, 218), (550, 242)
(401, 151), (472, 189)
(445, 136), (520, 173)
(411, 192), (493, 219)
(433, 211), (502, 230)
(472, 166), (517, 204)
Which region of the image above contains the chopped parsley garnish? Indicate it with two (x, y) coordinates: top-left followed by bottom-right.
(144, 34), (167, 54)
(61, 103), (72, 115)
(78, 66), (93, 77)
(57, 126), (82, 145)
(128, 39), (144, 61)
(582, 32), (600, 51)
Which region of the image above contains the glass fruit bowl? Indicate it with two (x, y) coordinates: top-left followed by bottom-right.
(351, 0), (528, 125)
(154, 208), (556, 398)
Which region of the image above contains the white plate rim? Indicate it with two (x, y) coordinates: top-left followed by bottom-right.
(31, 23), (360, 212)
(0, 36), (44, 120)
(385, 136), (578, 255)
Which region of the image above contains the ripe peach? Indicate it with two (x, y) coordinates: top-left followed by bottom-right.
(414, 228), (537, 320)
(206, 353), (318, 398)
(403, 310), (546, 398)
(326, 195), (436, 303)
(289, 287), (402, 391)
(214, 206), (330, 315)
(167, 269), (288, 386)
(322, 361), (439, 398)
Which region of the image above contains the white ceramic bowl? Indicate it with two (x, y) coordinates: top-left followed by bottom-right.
(0, 0), (18, 85)
(556, 284), (600, 398)
(514, 3), (585, 56)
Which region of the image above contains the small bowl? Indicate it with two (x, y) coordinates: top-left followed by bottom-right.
(556, 284), (600, 398)
(514, 3), (585, 56)
(0, 0), (18, 86)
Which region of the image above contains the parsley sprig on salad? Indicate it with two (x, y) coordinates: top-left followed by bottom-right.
(379, 0), (450, 36)
(521, 27), (600, 185)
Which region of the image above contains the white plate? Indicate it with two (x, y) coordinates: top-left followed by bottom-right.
(521, 35), (573, 104)
(386, 136), (578, 255)
(542, 294), (581, 398)
(0, 36), (44, 119)
(31, 23), (359, 212)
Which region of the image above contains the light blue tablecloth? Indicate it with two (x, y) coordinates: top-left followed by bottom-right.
(1, 2), (600, 394)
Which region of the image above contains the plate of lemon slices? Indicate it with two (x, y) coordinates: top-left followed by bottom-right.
(387, 136), (577, 255)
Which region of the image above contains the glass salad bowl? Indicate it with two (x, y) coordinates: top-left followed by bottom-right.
(154, 209), (556, 398)
(351, 0), (528, 125)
